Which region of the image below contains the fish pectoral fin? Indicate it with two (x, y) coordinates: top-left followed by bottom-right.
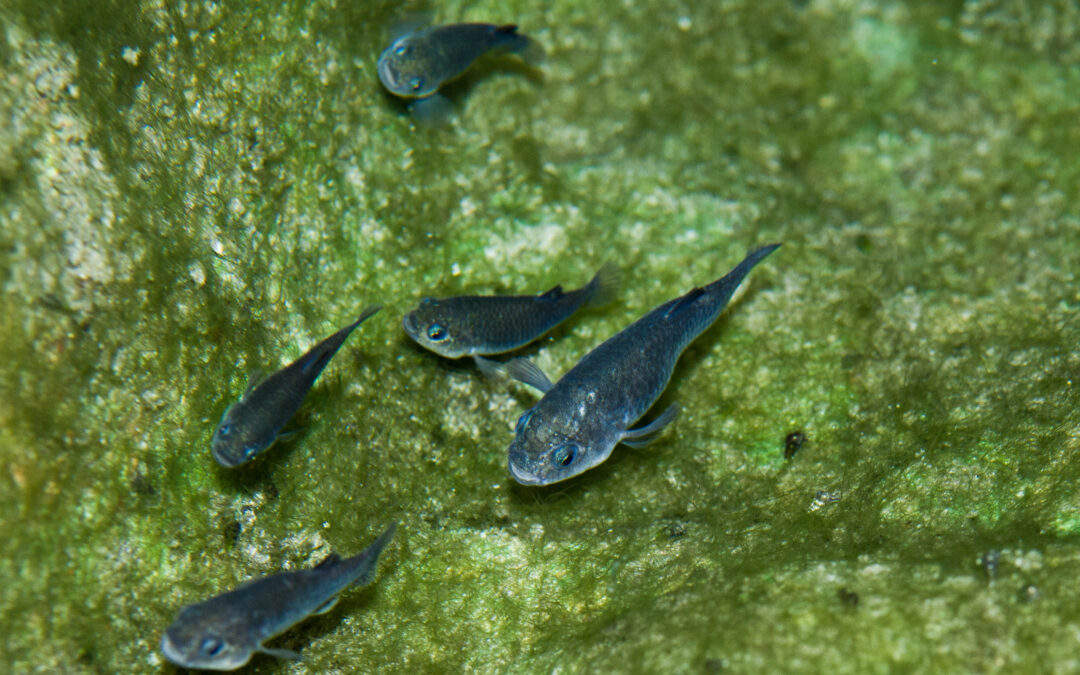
(538, 284), (565, 301)
(257, 645), (302, 660)
(474, 355), (505, 379)
(276, 427), (303, 444)
(410, 93), (454, 127)
(664, 287), (706, 319)
(621, 404), (680, 449)
(313, 597), (339, 615)
(504, 358), (554, 394)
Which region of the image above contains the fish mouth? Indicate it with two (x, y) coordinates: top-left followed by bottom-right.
(211, 441), (241, 468)
(160, 632), (188, 668)
(401, 311), (419, 339)
(376, 55), (403, 94)
(508, 456), (545, 486)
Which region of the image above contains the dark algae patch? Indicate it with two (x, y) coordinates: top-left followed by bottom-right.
(1, 0), (1079, 672)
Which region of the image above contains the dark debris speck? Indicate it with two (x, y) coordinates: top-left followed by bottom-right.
(980, 549), (1001, 581)
(837, 587), (859, 607)
(784, 430), (806, 459)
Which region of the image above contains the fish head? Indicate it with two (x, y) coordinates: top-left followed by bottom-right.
(377, 36), (441, 98)
(506, 405), (616, 485)
(401, 298), (474, 358)
(211, 405), (265, 467)
(160, 606), (253, 671)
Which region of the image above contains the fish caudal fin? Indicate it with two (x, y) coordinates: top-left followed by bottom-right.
(299, 305), (382, 377)
(584, 262), (620, 308)
(703, 243), (782, 307)
(349, 523), (397, 588)
(494, 24), (544, 66)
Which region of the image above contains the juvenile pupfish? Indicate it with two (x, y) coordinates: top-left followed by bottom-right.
(377, 22), (542, 123)
(505, 245), (781, 485)
(402, 265), (616, 374)
(161, 524), (396, 671)
(212, 306), (381, 467)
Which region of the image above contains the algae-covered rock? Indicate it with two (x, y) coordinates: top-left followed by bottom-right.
(1, 0), (1078, 672)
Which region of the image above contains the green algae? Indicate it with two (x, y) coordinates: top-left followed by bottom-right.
(1, 0), (1079, 672)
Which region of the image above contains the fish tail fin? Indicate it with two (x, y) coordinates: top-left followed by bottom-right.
(703, 243), (782, 307)
(349, 523), (397, 587)
(495, 24), (544, 66)
(352, 304), (383, 330)
(584, 262), (620, 309)
(300, 305), (381, 376)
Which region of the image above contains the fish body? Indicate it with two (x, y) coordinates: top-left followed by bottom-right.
(377, 23), (541, 100)
(212, 306), (381, 467)
(506, 245), (781, 485)
(377, 22), (541, 124)
(160, 524), (396, 671)
(402, 265), (616, 365)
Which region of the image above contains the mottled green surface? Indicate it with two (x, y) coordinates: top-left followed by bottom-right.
(1, 0), (1079, 672)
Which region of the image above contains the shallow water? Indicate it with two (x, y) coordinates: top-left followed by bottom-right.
(2, 0), (1079, 671)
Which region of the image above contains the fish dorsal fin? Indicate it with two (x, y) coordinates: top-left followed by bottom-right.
(664, 287), (706, 319)
(539, 284), (565, 301)
(244, 370), (265, 397)
(315, 552), (342, 570)
(496, 24), (519, 36)
(301, 348), (333, 376)
(584, 263), (620, 308)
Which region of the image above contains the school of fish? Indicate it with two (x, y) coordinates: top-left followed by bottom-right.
(160, 16), (784, 671)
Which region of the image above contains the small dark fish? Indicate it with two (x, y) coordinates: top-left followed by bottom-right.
(505, 245), (781, 485)
(212, 306), (381, 467)
(377, 23), (542, 123)
(161, 524), (396, 671)
(402, 265), (617, 373)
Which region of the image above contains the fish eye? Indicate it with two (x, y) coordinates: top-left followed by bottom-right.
(200, 637), (225, 657)
(409, 76), (423, 91)
(394, 44), (409, 56)
(427, 324), (447, 341)
(515, 410), (533, 434)
(551, 443), (578, 468)
(218, 422), (231, 437)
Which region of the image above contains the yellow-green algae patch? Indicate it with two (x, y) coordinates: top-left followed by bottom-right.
(2, 0), (1079, 672)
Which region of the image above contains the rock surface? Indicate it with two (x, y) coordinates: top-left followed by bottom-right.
(1, 0), (1078, 671)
